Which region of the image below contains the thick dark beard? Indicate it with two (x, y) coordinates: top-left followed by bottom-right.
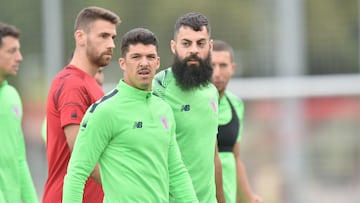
(172, 52), (213, 91)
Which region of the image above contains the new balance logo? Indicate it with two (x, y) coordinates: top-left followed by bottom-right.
(134, 121), (143, 128)
(181, 104), (190, 112)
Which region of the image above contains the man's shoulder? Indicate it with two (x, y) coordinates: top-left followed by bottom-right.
(3, 83), (19, 94)
(89, 88), (119, 112)
(225, 91), (244, 107)
(205, 82), (218, 93)
(50, 67), (88, 92)
(152, 68), (175, 98)
(1, 83), (21, 102)
(54, 67), (84, 82)
(153, 68), (174, 88)
(225, 91), (239, 99)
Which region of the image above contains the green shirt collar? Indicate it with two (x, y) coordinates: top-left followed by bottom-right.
(117, 80), (152, 100)
(0, 80), (8, 88)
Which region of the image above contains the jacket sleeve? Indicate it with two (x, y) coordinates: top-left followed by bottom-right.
(19, 131), (39, 203)
(16, 94), (38, 203)
(168, 114), (199, 203)
(62, 105), (110, 202)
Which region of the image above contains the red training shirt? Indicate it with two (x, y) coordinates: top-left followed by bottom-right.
(43, 65), (104, 203)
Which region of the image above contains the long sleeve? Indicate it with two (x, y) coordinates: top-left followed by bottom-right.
(62, 105), (110, 202)
(168, 126), (198, 202)
(15, 91), (38, 203)
(18, 130), (39, 203)
(0, 83), (37, 202)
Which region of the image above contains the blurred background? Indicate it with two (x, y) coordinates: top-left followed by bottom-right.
(1, 0), (360, 202)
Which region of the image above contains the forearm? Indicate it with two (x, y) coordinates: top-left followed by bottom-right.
(63, 123), (104, 202)
(63, 149), (94, 203)
(90, 164), (102, 184)
(235, 159), (254, 203)
(169, 163), (198, 202)
(20, 163), (38, 203)
(18, 132), (38, 203)
(215, 144), (226, 203)
(63, 172), (87, 203)
(169, 134), (198, 202)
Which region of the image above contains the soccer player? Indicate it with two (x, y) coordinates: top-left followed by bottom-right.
(0, 22), (38, 203)
(63, 27), (198, 203)
(94, 67), (104, 86)
(212, 40), (262, 203)
(41, 67), (104, 143)
(42, 6), (120, 202)
(152, 12), (225, 202)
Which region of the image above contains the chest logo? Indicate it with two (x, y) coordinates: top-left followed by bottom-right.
(209, 98), (218, 113)
(181, 104), (190, 112)
(12, 105), (20, 118)
(160, 116), (169, 130)
(134, 121), (143, 128)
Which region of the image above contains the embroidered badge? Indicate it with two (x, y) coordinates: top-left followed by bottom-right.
(209, 98), (218, 113)
(12, 105), (20, 118)
(160, 116), (169, 130)
(71, 110), (78, 120)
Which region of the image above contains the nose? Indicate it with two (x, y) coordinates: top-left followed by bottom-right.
(189, 44), (199, 55)
(212, 65), (220, 76)
(16, 50), (23, 62)
(108, 38), (116, 49)
(139, 57), (149, 67)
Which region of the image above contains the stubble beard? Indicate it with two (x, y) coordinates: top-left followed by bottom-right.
(172, 51), (213, 91)
(87, 42), (112, 67)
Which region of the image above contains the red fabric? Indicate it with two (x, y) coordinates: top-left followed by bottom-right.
(43, 65), (104, 203)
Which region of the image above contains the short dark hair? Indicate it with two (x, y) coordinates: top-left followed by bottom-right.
(120, 28), (159, 57)
(0, 22), (20, 47)
(173, 12), (211, 39)
(74, 6), (121, 32)
(213, 40), (235, 62)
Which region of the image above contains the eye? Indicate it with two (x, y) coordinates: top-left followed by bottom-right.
(100, 33), (110, 39)
(147, 55), (156, 60)
(7, 48), (17, 55)
(197, 41), (206, 48)
(220, 64), (228, 69)
(182, 41), (190, 47)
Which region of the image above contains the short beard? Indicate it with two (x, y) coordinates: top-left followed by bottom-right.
(172, 52), (213, 91)
(86, 40), (112, 67)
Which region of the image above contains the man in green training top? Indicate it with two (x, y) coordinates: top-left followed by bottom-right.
(0, 22), (38, 203)
(63, 28), (198, 202)
(212, 39), (262, 203)
(152, 12), (225, 203)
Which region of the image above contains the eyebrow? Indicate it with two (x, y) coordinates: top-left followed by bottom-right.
(129, 52), (157, 57)
(99, 32), (116, 38)
(181, 38), (206, 41)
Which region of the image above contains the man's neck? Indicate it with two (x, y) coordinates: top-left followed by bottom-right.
(218, 90), (225, 99)
(69, 53), (98, 77)
(0, 76), (6, 86)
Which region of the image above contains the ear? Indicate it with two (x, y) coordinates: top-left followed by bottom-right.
(230, 62), (236, 76)
(74, 30), (85, 46)
(209, 39), (213, 51)
(155, 56), (160, 71)
(119, 57), (126, 71)
(170, 40), (176, 54)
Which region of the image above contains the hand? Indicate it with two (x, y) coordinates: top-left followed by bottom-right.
(253, 193), (263, 203)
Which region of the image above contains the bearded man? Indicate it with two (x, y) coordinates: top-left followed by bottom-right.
(152, 12), (225, 203)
